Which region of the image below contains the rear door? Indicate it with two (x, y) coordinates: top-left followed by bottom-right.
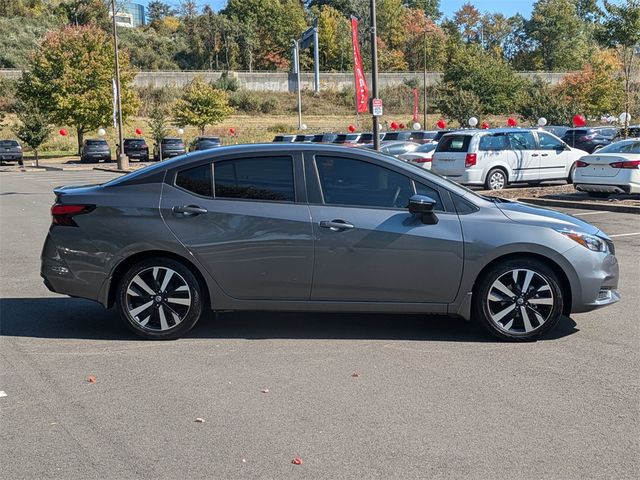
(431, 134), (473, 177)
(477, 133), (516, 177)
(506, 131), (538, 181)
(306, 153), (463, 303)
(535, 131), (571, 179)
(160, 153), (314, 300)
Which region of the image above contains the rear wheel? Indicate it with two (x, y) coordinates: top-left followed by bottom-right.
(485, 168), (507, 190)
(473, 258), (564, 341)
(116, 258), (204, 340)
(567, 163), (577, 184)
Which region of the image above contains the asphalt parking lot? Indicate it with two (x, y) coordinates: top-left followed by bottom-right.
(1, 170), (638, 480)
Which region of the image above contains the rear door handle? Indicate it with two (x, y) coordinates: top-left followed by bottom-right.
(541, 153), (549, 157)
(531, 153), (539, 157)
(173, 205), (208, 215)
(319, 220), (354, 231)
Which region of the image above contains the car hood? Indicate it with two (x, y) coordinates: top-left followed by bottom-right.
(495, 200), (603, 237)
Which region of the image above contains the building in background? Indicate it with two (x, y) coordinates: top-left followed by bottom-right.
(110, 2), (145, 28)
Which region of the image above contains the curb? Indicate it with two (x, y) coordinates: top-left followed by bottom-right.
(517, 197), (640, 214)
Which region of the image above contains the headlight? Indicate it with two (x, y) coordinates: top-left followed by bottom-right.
(557, 229), (607, 252)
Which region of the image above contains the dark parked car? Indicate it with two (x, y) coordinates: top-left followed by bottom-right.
(311, 133), (338, 143)
(123, 138), (149, 162)
(613, 125), (640, 140)
(332, 133), (360, 144)
(42, 143), (619, 342)
(0, 139), (23, 164)
(293, 134), (314, 142)
(190, 136), (221, 152)
(409, 131), (439, 144)
(542, 126), (570, 138)
(154, 138), (186, 161)
(272, 135), (296, 143)
(80, 139), (111, 163)
(363, 140), (421, 157)
(382, 131), (412, 141)
(356, 132), (384, 144)
(561, 128), (612, 153)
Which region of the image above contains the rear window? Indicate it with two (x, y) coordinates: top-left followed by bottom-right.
(410, 132), (437, 141)
(86, 140), (107, 146)
(436, 135), (472, 153)
(563, 130), (589, 138)
(383, 132), (410, 141)
(479, 134), (509, 151)
(124, 139), (145, 145)
(163, 138), (184, 145)
(598, 141), (640, 154)
(0, 140), (19, 147)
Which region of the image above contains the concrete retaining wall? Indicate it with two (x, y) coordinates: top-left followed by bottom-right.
(0, 68), (629, 92)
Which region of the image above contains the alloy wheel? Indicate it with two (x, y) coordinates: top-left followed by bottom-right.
(486, 269), (554, 335)
(125, 266), (191, 332)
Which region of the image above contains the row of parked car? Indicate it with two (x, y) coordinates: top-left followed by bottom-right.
(78, 136), (223, 163)
(276, 126), (640, 196)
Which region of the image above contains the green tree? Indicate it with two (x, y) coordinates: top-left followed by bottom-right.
(436, 86), (484, 126)
(442, 44), (524, 115)
(378, 0), (407, 50)
(147, 1), (173, 24)
(518, 77), (574, 125)
(173, 77), (233, 135)
(147, 88), (172, 156)
(454, 2), (481, 44)
(17, 25), (139, 153)
(404, 1), (441, 20)
(599, 0), (640, 135)
(316, 4), (352, 71)
(55, 0), (110, 28)
(528, 0), (590, 70)
(13, 101), (51, 166)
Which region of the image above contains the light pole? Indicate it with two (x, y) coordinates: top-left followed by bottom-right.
(111, 0), (128, 170)
(292, 39), (303, 130)
(423, 28), (427, 130)
(370, 0), (380, 151)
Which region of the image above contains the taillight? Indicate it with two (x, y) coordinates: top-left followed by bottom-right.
(465, 153), (477, 168)
(412, 157), (432, 163)
(576, 160), (590, 167)
(51, 204), (95, 227)
(610, 160), (640, 169)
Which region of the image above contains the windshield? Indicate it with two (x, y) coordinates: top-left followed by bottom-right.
(0, 140), (19, 147)
(597, 140), (640, 154)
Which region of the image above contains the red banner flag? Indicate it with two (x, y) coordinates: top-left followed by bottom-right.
(412, 88), (419, 122)
(351, 17), (369, 114)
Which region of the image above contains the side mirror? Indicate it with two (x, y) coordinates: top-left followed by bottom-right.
(408, 194), (439, 225)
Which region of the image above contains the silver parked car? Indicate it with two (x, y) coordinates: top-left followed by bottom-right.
(42, 144), (619, 341)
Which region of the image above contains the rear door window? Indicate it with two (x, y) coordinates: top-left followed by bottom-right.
(176, 164), (213, 197)
(507, 131), (536, 150)
(214, 156), (295, 202)
(436, 135), (472, 153)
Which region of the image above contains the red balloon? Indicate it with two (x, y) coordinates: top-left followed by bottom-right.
(390, 121), (399, 130)
(59, 128), (67, 136)
(347, 124), (356, 132)
(481, 121), (490, 129)
(436, 119), (446, 129)
(135, 128), (142, 135)
(507, 117), (517, 127)
(399, 123), (405, 129)
(229, 127), (236, 135)
(572, 114), (586, 127)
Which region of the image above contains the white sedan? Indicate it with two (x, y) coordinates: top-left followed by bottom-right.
(398, 143), (437, 170)
(574, 139), (640, 197)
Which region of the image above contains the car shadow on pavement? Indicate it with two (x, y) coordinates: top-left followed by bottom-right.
(0, 297), (579, 343)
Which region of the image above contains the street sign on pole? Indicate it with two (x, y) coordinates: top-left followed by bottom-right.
(372, 98), (383, 117)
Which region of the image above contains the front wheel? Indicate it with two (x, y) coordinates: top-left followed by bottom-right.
(472, 259), (564, 341)
(116, 258), (204, 340)
(485, 168), (507, 190)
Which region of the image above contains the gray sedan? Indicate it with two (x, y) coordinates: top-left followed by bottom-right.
(41, 144), (619, 341)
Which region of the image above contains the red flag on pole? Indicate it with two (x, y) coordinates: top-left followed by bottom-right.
(351, 17), (369, 114)
(412, 88), (419, 122)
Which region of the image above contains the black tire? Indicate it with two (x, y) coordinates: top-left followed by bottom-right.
(472, 258), (564, 342)
(116, 258), (204, 340)
(485, 168), (508, 190)
(567, 163), (577, 184)
(587, 191), (610, 199)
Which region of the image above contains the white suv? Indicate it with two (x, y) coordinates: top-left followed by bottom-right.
(431, 128), (585, 190)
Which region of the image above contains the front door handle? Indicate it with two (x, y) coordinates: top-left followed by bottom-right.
(319, 219), (354, 231)
(173, 205), (208, 215)
(541, 153), (549, 157)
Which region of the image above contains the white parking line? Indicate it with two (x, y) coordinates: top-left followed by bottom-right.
(610, 232), (640, 238)
(573, 211), (608, 216)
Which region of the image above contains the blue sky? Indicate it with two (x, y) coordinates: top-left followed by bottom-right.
(138, 1), (534, 19)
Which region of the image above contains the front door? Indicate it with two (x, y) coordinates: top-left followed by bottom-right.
(308, 154), (464, 304)
(536, 131), (571, 180)
(160, 154), (314, 300)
